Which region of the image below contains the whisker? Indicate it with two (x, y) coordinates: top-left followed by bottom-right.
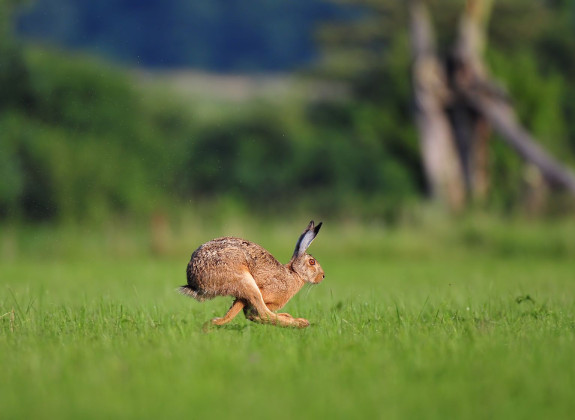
(304, 283), (314, 298)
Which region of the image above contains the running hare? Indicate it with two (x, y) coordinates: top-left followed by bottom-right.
(179, 221), (324, 328)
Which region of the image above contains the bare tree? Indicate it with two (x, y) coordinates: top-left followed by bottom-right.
(409, 0), (575, 211)
(409, 0), (466, 211)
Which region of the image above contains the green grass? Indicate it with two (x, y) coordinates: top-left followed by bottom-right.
(1, 221), (575, 419)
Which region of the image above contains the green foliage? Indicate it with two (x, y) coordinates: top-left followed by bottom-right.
(488, 49), (569, 156)
(0, 41), (423, 222)
(178, 110), (295, 203)
(0, 47), (194, 222)
(3, 1), (575, 222)
(305, 31), (423, 216)
(316, 0), (575, 212)
(484, 49), (573, 211)
(173, 100), (420, 219)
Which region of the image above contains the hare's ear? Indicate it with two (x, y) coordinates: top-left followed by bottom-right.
(292, 220), (322, 259)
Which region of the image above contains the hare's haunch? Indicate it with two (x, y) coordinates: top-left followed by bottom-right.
(179, 221), (324, 328)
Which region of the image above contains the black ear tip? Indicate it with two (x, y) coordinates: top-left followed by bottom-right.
(315, 222), (323, 233)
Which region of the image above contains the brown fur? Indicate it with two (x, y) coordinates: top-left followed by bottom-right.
(180, 222), (324, 328)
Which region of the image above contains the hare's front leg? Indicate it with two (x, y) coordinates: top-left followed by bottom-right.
(263, 296), (310, 328)
(239, 273), (309, 328)
(211, 299), (245, 326)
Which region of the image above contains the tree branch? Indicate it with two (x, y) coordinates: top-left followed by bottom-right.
(467, 88), (575, 193)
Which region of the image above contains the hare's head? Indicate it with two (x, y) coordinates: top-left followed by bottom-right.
(290, 221), (325, 284)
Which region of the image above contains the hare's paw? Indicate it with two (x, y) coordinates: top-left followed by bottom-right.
(211, 317), (228, 326)
(277, 313), (309, 328)
(294, 317), (310, 328)
(202, 320), (218, 333)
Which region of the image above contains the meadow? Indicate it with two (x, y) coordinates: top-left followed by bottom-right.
(1, 218), (575, 419)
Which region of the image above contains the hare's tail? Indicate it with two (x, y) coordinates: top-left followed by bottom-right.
(178, 284), (208, 301)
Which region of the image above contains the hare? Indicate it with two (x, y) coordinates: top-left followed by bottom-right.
(179, 221), (324, 328)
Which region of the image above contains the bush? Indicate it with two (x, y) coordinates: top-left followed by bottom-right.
(0, 48), (192, 222)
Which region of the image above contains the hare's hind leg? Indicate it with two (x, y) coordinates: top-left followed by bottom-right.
(261, 302), (310, 328)
(211, 299), (245, 326)
(277, 313), (310, 328)
(245, 310), (310, 329)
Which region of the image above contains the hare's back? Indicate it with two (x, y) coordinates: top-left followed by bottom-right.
(189, 237), (276, 272)
(186, 237), (285, 298)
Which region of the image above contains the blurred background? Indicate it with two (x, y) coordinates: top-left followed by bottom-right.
(1, 0), (575, 258)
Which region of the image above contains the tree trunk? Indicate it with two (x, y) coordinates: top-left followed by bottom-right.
(408, 0), (466, 212)
(454, 0), (575, 194)
(450, 0), (494, 202)
(408, 0), (575, 210)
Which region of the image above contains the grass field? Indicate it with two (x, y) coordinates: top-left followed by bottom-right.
(1, 219), (575, 419)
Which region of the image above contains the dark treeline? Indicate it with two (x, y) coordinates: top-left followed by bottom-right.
(2, 1), (575, 223)
(0, 46), (420, 222)
(15, 0), (344, 71)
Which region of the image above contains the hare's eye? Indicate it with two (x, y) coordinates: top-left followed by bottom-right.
(309, 259), (316, 266)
